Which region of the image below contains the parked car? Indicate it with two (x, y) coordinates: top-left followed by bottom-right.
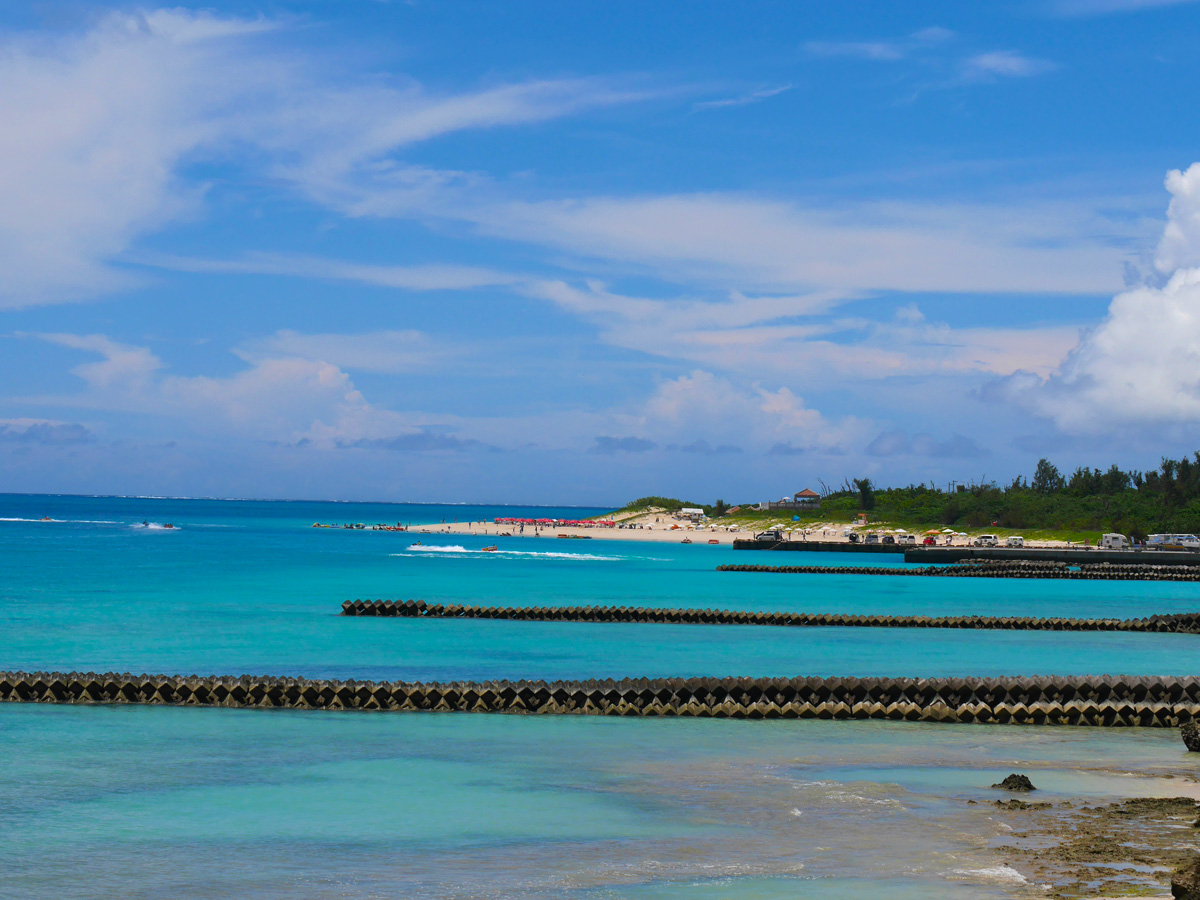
(972, 534), (999, 547)
(1146, 534), (1200, 551)
(848, 532), (861, 544)
(1005, 536), (1025, 548)
(881, 535), (896, 545)
(864, 533), (880, 544)
(898, 534), (917, 544)
(922, 536), (937, 545)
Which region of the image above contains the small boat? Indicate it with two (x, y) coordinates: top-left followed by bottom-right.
(708, 539), (719, 545)
(40, 516), (52, 521)
(481, 546), (499, 552)
(681, 537), (692, 544)
(409, 541), (422, 548)
(163, 524), (175, 529)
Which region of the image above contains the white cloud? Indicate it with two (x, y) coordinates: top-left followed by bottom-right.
(1051, 0), (1199, 15)
(139, 252), (522, 292)
(963, 51), (1057, 80)
(1154, 164), (1200, 273)
(694, 85), (792, 111)
(239, 329), (455, 374)
(638, 370), (865, 452)
(0, 418), (93, 445)
(527, 280), (1082, 383)
(803, 40), (907, 61)
(0, 9), (644, 308)
(482, 194), (1131, 294)
(1011, 163), (1200, 431)
(24, 332), (412, 446)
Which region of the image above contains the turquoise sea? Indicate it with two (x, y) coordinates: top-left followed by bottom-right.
(3, 494), (1199, 898)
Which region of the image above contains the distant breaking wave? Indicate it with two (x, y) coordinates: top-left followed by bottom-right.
(397, 545), (629, 562)
(0, 517), (123, 525)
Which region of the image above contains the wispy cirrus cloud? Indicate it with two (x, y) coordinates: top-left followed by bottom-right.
(493, 193), (1134, 295)
(963, 51), (1057, 80)
(803, 28), (1056, 89)
(694, 85), (792, 110)
(1050, 0), (1199, 15)
(137, 252), (522, 292)
(0, 9), (650, 309)
(802, 27), (953, 62)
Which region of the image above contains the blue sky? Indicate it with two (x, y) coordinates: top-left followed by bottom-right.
(3, 0), (1200, 504)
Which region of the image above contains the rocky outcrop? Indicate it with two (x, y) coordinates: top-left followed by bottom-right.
(1, 670), (1199, 726)
(993, 773), (1037, 791)
(1181, 722), (1200, 751)
(1172, 858), (1200, 898)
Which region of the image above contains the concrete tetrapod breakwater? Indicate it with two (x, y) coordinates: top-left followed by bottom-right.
(718, 560), (1200, 582)
(340, 598), (1200, 634)
(3, 670), (1200, 726)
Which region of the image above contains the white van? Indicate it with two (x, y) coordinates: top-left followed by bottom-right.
(1147, 534), (1200, 551)
(1100, 533), (1129, 550)
(898, 534), (917, 545)
(972, 534), (999, 547)
(1005, 536), (1025, 548)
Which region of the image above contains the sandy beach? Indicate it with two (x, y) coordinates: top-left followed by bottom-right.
(407, 511), (1081, 548)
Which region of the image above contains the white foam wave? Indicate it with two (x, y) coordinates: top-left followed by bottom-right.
(952, 866), (1028, 884)
(399, 545), (623, 561)
(0, 517), (122, 524)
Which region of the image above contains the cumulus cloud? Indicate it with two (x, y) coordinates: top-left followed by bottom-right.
(23, 331), (432, 448)
(1010, 163), (1200, 431)
(640, 370), (865, 453)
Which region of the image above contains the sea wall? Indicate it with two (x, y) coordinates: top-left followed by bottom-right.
(907, 547), (1200, 565)
(340, 598), (1200, 633)
(2, 670), (1198, 725)
(731, 539), (906, 553)
(718, 561), (1200, 582)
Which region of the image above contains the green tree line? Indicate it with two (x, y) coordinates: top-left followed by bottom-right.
(621, 452), (1200, 536)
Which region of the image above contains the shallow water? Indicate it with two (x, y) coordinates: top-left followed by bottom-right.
(3, 705), (1195, 900)
(3, 494), (1200, 899)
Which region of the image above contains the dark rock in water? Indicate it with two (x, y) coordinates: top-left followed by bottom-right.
(992, 773), (1036, 791)
(994, 798), (1050, 810)
(1182, 723), (1200, 752)
(1172, 857), (1200, 898)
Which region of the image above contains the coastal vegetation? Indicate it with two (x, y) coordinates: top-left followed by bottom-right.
(615, 453), (1200, 539)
